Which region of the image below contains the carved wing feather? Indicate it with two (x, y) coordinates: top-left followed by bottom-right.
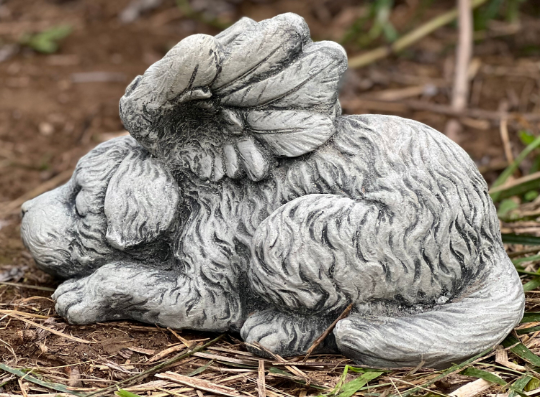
(221, 42), (346, 110)
(215, 17), (258, 47)
(212, 13), (310, 93)
(127, 34), (224, 108)
(247, 110), (335, 157)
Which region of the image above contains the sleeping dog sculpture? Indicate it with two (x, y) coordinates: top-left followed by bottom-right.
(21, 13), (524, 368)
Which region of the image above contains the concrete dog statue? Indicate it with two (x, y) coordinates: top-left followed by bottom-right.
(21, 13), (524, 368)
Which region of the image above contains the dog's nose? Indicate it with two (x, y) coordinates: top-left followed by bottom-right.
(21, 199), (35, 218)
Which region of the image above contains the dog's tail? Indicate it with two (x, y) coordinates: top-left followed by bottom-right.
(334, 247), (524, 368)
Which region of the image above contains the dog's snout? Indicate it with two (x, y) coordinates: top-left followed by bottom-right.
(21, 198), (36, 217)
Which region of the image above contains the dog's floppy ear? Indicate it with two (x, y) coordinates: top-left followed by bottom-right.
(104, 153), (180, 250)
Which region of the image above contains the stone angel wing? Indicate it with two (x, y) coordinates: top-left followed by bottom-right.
(119, 13), (348, 182)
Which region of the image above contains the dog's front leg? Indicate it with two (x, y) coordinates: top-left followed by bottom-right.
(52, 261), (241, 332)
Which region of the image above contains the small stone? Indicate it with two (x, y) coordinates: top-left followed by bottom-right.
(38, 121), (54, 136)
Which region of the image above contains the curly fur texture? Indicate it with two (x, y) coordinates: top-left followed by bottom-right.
(20, 13), (524, 368)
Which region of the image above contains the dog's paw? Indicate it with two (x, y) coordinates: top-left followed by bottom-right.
(241, 310), (314, 357)
(52, 277), (108, 324)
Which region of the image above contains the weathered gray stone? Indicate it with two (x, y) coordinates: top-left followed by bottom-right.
(20, 13), (524, 368)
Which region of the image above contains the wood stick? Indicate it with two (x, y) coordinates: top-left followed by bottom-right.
(257, 360), (266, 397)
(303, 303), (354, 362)
(167, 327), (192, 348)
(445, 0), (473, 141)
(452, 0), (473, 112)
(500, 116), (515, 167)
(348, 0), (488, 69)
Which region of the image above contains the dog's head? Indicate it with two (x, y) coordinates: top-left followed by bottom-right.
(20, 136), (180, 278)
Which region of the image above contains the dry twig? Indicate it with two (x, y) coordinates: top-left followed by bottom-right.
(257, 360), (266, 397)
(156, 372), (243, 397)
(303, 303), (354, 361)
(445, 0), (474, 142)
(348, 0), (488, 69)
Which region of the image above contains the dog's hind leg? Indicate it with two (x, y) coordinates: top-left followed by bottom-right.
(241, 194), (362, 357)
(242, 192), (524, 366)
(53, 261), (242, 332)
(241, 309), (339, 356)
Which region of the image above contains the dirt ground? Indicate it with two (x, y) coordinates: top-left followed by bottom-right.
(1, 0), (540, 396)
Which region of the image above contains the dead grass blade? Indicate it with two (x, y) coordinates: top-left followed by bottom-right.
(449, 378), (492, 397)
(127, 346), (155, 356)
(0, 282), (55, 292)
(156, 372), (243, 397)
(495, 348), (527, 372)
(148, 345), (186, 363)
(247, 342), (310, 384)
(348, 0), (488, 69)
(85, 334), (224, 397)
(2, 312), (93, 344)
(167, 327), (194, 348)
(193, 352), (258, 366)
(0, 309), (52, 319)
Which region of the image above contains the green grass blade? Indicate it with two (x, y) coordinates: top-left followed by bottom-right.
(0, 363), (86, 397)
(461, 367), (506, 385)
(491, 135), (540, 201)
(521, 312), (540, 323)
(491, 172), (540, 203)
(502, 335), (540, 366)
(509, 375), (533, 397)
(515, 268), (540, 276)
(526, 378), (540, 392)
(398, 348), (493, 397)
(186, 360), (213, 376)
(116, 391), (143, 397)
(524, 278), (540, 292)
(513, 254), (540, 265)
(517, 325), (540, 335)
(338, 371), (384, 397)
(502, 234), (540, 245)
